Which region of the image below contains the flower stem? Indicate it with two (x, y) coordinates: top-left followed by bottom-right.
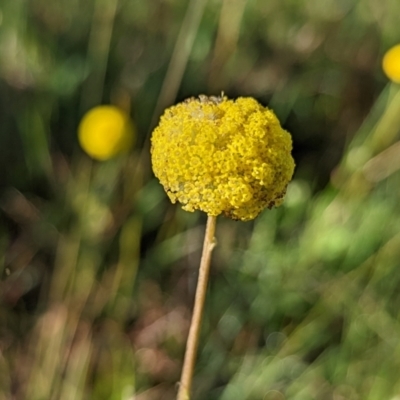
(177, 215), (217, 400)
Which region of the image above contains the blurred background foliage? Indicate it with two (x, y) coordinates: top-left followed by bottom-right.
(1, 0), (400, 399)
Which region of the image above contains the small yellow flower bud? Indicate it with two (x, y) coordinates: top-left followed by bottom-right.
(382, 44), (400, 83)
(78, 105), (134, 160)
(151, 95), (295, 221)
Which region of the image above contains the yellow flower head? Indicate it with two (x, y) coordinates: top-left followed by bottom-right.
(78, 105), (134, 160)
(151, 95), (295, 221)
(382, 44), (400, 83)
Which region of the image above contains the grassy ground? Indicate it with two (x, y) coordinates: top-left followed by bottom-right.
(1, 0), (400, 399)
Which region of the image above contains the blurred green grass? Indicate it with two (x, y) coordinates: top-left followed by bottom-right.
(1, 0), (400, 399)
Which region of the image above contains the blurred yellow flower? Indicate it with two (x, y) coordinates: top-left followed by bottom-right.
(78, 105), (134, 160)
(151, 95), (295, 221)
(382, 44), (400, 83)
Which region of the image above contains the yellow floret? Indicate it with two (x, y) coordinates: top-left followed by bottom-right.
(150, 95), (295, 221)
(382, 44), (400, 83)
(78, 105), (134, 160)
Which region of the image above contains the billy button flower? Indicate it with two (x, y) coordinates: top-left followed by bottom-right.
(382, 44), (400, 83)
(151, 95), (295, 221)
(151, 95), (295, 400)
(78, 105), (134, 160)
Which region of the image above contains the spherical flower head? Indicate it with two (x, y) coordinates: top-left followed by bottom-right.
(382, 44), (400, 83)
(151, 95), (295, 221)
(78, 105), (134, 160)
